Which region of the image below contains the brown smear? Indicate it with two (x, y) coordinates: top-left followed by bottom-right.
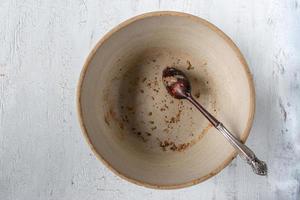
(158, 123), (212, 152)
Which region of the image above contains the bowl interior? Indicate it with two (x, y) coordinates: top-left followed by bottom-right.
(78, 13), (254, 188)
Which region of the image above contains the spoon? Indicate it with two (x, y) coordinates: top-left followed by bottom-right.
(162, 67), (267, 176)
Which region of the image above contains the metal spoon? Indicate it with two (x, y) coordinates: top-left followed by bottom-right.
(162, 67), (267, 176)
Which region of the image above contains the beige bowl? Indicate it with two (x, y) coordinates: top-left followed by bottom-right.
(77, 11), (255, 189)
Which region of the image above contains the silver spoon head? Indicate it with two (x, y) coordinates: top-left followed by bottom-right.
(162, 67), (192, 99)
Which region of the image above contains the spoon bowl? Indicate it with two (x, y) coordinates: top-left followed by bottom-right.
(162, 67), (191, 99)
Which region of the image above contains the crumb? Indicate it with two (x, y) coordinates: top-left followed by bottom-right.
(104, 115), (110, 126)
(141, 136), (147, 142)
(148, 112), (152, 116)
(170, 117), (176, 123)
(151, 126), (157, 130)
(146, 132), (152, 136)
(160, 140), (170, 148)
(170, 144), (177, 151)
(137, 132), (141, 135)
(119, 122), (124, 129)
(187, 60), (194, 70)
(178, 143), (190, 151)
(151, 96), (155, 100)
(122, 115), (129, 123)
(142, 77), (147, 82)
(169, 143), (190, 152)
(131, 127), (136, 131)
(152, 59), (156, 62)
(109, 108), (116, 119)
(170, 109), (182, 123)
(127, 106), (134, 111)
(140, 89), (144, 93)
(160, 108), (165, 111)
(206, 81), (209, 84)
(195, 91), (200, 98)
(163, 128), (169, 132)
(149, 121), (154, 124)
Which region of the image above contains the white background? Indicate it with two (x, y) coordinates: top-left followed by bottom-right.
(0, 0), (299, 199)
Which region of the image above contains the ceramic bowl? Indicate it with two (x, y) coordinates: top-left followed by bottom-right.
(77, 11), (255, 189)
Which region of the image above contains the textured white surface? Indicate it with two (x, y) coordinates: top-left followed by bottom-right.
(0, 0), (299, 199)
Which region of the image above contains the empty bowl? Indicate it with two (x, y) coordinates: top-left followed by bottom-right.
(77, 11), (255, 189)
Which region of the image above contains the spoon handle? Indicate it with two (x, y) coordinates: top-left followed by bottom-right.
(186, 96), (267, 176)
(216, 123), (267, 175)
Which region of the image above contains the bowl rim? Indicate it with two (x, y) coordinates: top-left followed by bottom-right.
(76, 11), (256, 189)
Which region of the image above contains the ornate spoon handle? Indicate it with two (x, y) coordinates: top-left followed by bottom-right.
(187, 96), (267, 176)
(216, 123), (267, 175)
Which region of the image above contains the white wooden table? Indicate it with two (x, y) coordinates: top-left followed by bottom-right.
(1, 0), (299, 199)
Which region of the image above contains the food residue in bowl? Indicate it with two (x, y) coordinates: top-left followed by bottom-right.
(103, 48), (217, 152)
